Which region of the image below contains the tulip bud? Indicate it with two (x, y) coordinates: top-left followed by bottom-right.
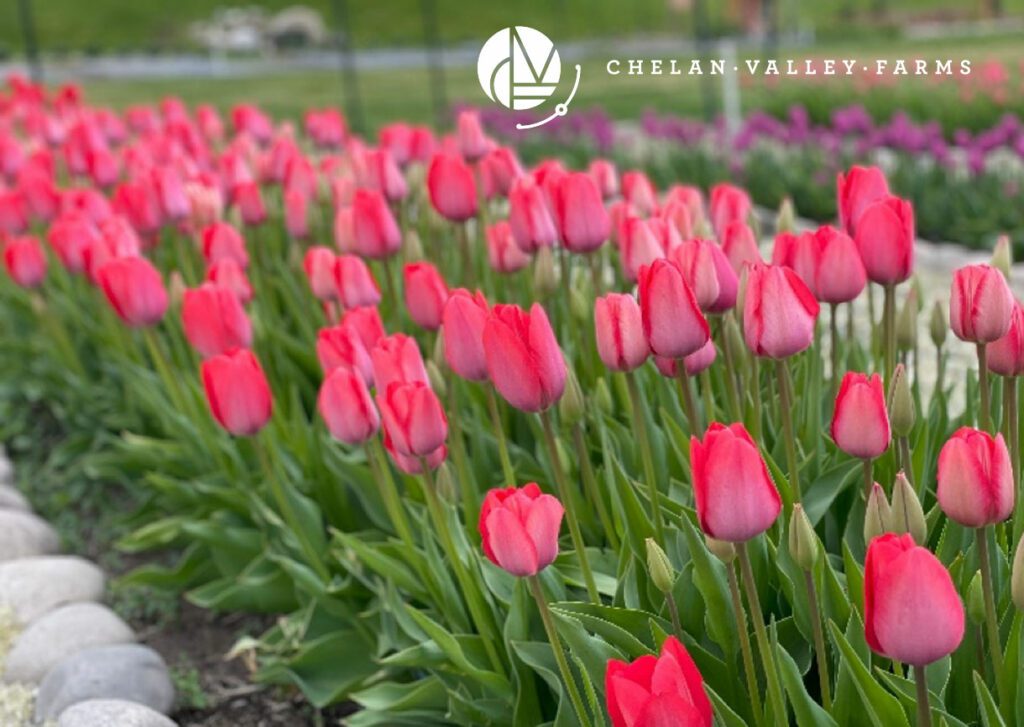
(930, 301), (947, 348)
(594, 378), (613, 415)
(890, 471), (927, 544)
(404, 228), (424, 262)
(864, 483), (892, 544)
(432, 329), (447, 369)
(1012, 534), (1024, 611)
(570, 286), (589, 324)
(887, 364), (915, 437)
(533, 246), (558, 298)
(724, 315), (749, 377)
(645, 538), (675, 594)
(168, 271), (186, 306)
(776, 197), (795, 234)
(435, 462), (457, 501)
(559, 370), (585, 428)
(705, 535), (736, 564)
(788, 504), (820, 571)
(896, 286), (918, 352)
(992, 234), (1012, 280)
(426, 361), (447, 399)
(967, 571), (986, 625)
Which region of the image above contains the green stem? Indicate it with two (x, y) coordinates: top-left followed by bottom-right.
(751, 357), (764, 442)
(830, 303), (841, 399)
(486, 384), (516, 485)
(899, 437), (914, 490)
(1009, 380), (1023, 543)
(737, 542), (786, 727)
(718, 316), (743, 421)
(976, 526), (1005, 701)
(539, 410), (600, 603)
(935, 346), (945, 399)
(978, 344), (992, 432)
(914, 665), (932, 727)
(727, 564), (765, 727)
(665, 591), (684, 639)
(365, 440), (414, 547)
(862, 458), (874, 500)
(884, 284), (896, 384)
(527, 575), (593, 727)
(458, 222), (475, 288)
(142, 326), (189, 416)
(381, 255), (399, 322)
(775, 359), (801, 501)
(572, 425), (619, 549)
(804, 569), (832, 711)
(700, 370), (715, 423)
(626, 372), (666, 543)
(674, 361), (701, 434)
(446, 380), (477, 531)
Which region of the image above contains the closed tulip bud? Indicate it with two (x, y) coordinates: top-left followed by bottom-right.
(303, 247), (338, 301)
(639, 259), (710, 359)
(991, 235), (1012, 279)
(890, 471), (927, 545)
(950, 264), (1014, 343)
(896, 286), (918, 352)
(509, 177), (558, 253)
(721, 220), (762, 274)
(478, 483), (564, 577)
(555, 172), (610, 254)
(284, 189), (309, 239)
(383, 432), (446, 475)
(434, 462), (457, 500)
(441, 289), (489, 381)
(837, 165), (890, 235)
(937, 427), (1014, 527)
(206, 258), (253, 305)
(888, 364), (915, 437)
(789, 504), (820, 571)
(594, 378), (613, 415)
(486, 221), (531, 274)
(168, 271), (186, 306)
(316, 323), (373, 384)
(930, 301), (947, 348)
(404, 228), (424, 261)
(426, 360), (447, 399)
(96, 257), (169, 327)
(723, 315), (749, 377)
(559, 369), (585, 428)
(343, 305), (385, 352)
(742, 263), (819, 358)
(533, 246), (559, 298)
(3, 236), (47, 288)
(605, 636), (713, 727)
(621, 171), (659, 217)
(594, 293), (648, 372)
(776, 197), (795, 233)
(335, 254), (382, 309)
(967, 571), (985, 625)
(864, 483), (892, 544)
(691, 423), (781, 542)
(426, 152), (478, 223)
(865, 533), (965, 666)
(456, 109), (489, 162)
(619, 218), (668, 284)
(705, 535), (736, 563)
(988, 301), (1024, 377)
(645, 538), (675, 594)
(233, 182), (266, 226)
(352, 188), (401, 259)
(855, 196), (914, 286)
(805, 225), (867, 305)
(483, 303), (566, 412)
(832, 372), (891, 459)
(710, 183), (752, 241)
(671, 238), (721, 311)
(377, 380), (447, 457)
(201, 348), (273, 436)
(403, 262), (449, 331)
(588, 159), (619, 200)
(371, 333), (429, 393)
(318, 366), (379, 445)
(182, 283), (253, 359)
(1012, 534), (1024, 611)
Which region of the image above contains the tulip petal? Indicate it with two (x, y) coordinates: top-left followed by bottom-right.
(484, 508), (539, 577)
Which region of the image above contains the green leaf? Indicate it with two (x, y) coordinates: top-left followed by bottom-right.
(827, 620), (909, 727)
(974, 671), (1008, 727)
(776, 642), (838, 727)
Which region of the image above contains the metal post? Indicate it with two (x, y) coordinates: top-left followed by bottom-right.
(332, 0), (366, 134)
(16, 0), (43, 84)
(419, 0), (448, 129)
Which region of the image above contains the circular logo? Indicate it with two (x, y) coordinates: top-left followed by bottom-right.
(477, 26), (562, 111)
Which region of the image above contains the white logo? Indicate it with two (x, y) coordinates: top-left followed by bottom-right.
(477, 26), (581, 130)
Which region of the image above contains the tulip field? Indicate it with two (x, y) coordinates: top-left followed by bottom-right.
(4, 73), (1024, 727)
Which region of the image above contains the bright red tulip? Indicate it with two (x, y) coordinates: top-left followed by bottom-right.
(555, 172), (610, 254)
(0, 189), (28, 235)
(837, 165), (890, 235)
(3, 236), (47, 288)
(691, 422), (781, 542)
(742, 263), (819, 358)
(478, 483), (564, 577)
(864, 533), (964, 666)
(317, 323), (373, 385)
(201, 222), (249, 269)
(182, 283), (253, 359)
(486, 221), (531, 273)
(47, 212), (101, 273)
(710, 183), (751, 240)
(206, 258), (253, 305)
(605, 636), (713, 727)
(303, 247), (338, 301)
(335, 254), (381, 309)
(831, 372), (891, 459)
(937, 427), (1014, 527)
(201, 348), (273, 436)
(638, 259), (709, 359)
(351, 188), (401, 260)
(377, 381), (447, 457)
(403, 262), (449, 331)
(509, 177), (558, 253)
(318, 366), (379, 445)
(371, 333), (429, 393)
(427, 152), (478, 223)
(594, 293), (648, 372)
(950, 264), (1014, 344)
(483, 303), (566, 412)
(988, 301), (1024, 377)
(442, 289), (490, 382)
(855, 196), (914, 285)
(97, 257), (168, 327)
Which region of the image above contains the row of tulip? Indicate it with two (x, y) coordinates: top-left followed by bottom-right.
(2, 76), (1024, 726)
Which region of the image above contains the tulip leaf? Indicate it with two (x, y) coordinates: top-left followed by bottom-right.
(827, 620), (910, 727)
(404, 606), (511, 694)
(677, 514), (739, 658)
(776, 641), (838, 727)
(974, 672), (1007, 727)
(707, 685), (749, 727)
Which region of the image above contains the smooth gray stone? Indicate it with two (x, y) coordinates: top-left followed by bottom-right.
(57, 699), (177, 727)
(3, 603), (134, 684)
(0, 483), (29, 511)
(0, 510), (59, 562)
(0, 556), (104, 624)
(35, 644), (175, 721)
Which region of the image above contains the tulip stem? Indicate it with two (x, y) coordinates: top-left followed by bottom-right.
(626, 372), (666, 543)
(977, 344), (992, 433)
(365, 440), (414, 547)
(588, 252), (604, 298)
(775, 359), (801, 501)
(381, 255), (399, 321)
(751, 357), (764, 442)
(572, 424), (619, 549)
(458, 222), (475, 288)
(447, 381), (478, 531)
(142, 326), (190, 417)
(804, 569), (832, 711)
(737, 541), (787, 727)
(485, 385), (516, 486)
(420, 460), (506, 675)
(674, 363), (701, 434)
(539, 410), (600, 603)
(899, 438), (915, 490)
(718, 316), (743, 421)
(830, 303), (841, 399)
(1008, 380), (1023, 543)
(914, 665), (932, 727)
(665, 591), (684, 639)
(884, 284), (896, 385)
(862, 458), (874, 500)
(727, 565), (765, 727)
(976, 526), (1005, 698)
(527, 575), (593, 727)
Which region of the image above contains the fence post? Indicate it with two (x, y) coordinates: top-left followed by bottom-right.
(419, 0), (449, 129)
(16, 0), (43, 84)
(332, 0), (366, 134)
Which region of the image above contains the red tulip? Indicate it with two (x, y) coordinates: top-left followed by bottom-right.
(620, 218), (668, 283)
(588, 159), (619, 200)
(201, 222), (248, 269)
(384, 431), (447, 474)
(3, 236), (47, 288)
(356, 148), (407, 202)
(351, 188), (401, 260)
(691, 422), (781, 542)
(233, 181), (266, 226)
(638, 259), (709, 359)
(0, 189), (28, 235)
(442, 289), (490, 382)
(594, 293), (648, 372)
(710, 183), (751, 240)
(318, 366), (379, 445)
(303, 247), (338, 301)
(486, 221), (531, 273)
(605, 636), (713, 727)
(742, 263), (819, 358)
(805, 225), (867, 304)
(456, 110), (490, 162)
(672, 238), (738, 313)
(478, 483), (564, 577)
(509, 177), (558, 253)
(333, 206), (355, 253)
(937, 427), (1014, 527)
(371, 333), (429, 393)
(483, 303), (566, 412)
(480, 146), (523, 199)
(855, 196), (914, 285)
(47, 212), (101, 273)
(660, 199), (694, 240)
(342, 305), (385, 352)
(201, 348), (273, 436)
(335, 254), (381, 309)
(182, 283), (253, 359)
(403, 262), (449, 331)
(864, 533), (964, 666)
(664, 185), (706, 229)
(206, 258), (253, 305)
(988, 301), (1024, 377)
(284, 189), (309, 239)
(555, 172), (610, 254)
(377, 380), (447, 457)
(837, 165), (890, 235)
(950, 264), (1014, 344)
(831, 372), (891, 459)
(97, 257), (168, 327)
(621, 171), (658, 217)
(317, 323), (373, 384)
(654, 339), (717, 378)
(427, 152), (478, 223)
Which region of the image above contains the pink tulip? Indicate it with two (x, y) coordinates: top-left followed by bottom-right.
(509, 177), (558, 253)
(480, 146), (523, 200)
(988, 301), (1024, 377)
(671, 238), (733, 312)
(377, 381), (447, 457)
(303, 247), (338, 301)
(486, 221), (531, 273)
(284, 189), (309, 239)
(201, 222), (249, 269)
(3, 236), (47, 288)
(456, 110), (489, 162)
(710, 183), (751, 240)
(201, 348), (273, 436)
(318, 366), (380, 445)
(619, 218), (667, 283)
(950, 264), (1014, 344)
(342, 305), (385, 352)
(206, 258), (253, 305)
(478, 483), (564, 577)
(654, 339), (717, 378)
(588, 159), (619, 200)
(638, 259), (710, 359)
(937, 427), (1014, 527)
(351, 188), (401, 260)
(664, 185), (706, 229)
(403, 262), (449, 331)
(831, 372), (891, 459)
(805, 225), (867, 304)
(555, 172), (610, 253)
(427, 152), (478, 223)
(483, 303), (566, 412)
(594, 293), (649, 372)
(181, 283), (253, 359)
(96, 257), (168, 327)
(855, 196), (914, 285)
(371, 333), (428, 393)
(742, 263), (819, 358)
(335, 254), (381, 309)
(233, 181), (266, 226)
(837, 165), (890, 235)
(621, 171), (658, 217)
(442, 289), (490, 382)
(317, 323), (374, 385)
(660, 199), (694, 240)
(47, 213), (100, 273)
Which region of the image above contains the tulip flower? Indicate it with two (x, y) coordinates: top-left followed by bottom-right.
(351, 188), (401, 260)
(442, 289), (489, 382)
(554, 172), (610, 254)
(96, 257), (169, 327)
(377, 380), (447, 457)
(233, 181), (266, 226)
(384, 432), (446, 474)
(670, 239), (720, 311)
(201, 222), (249, 269)
(619, 218), (667, 283)
(803, 226), (867, 304)
(588, 158), (619, 200)
(486, 221), (531, 273)
(316, 323), (373, 384)
(330, 254), (379, 309)
(605, 636), (713, 727)
(478, 483), (563, 577)
(937, 428), (1013, 528)
(721, 220), (762, 274)
(594, 293), (648, 372)
(742, 262), (819, 359)
(837, 165), (890, 235)
(455, 109), (489, 162)
(3, 236), (47, 288)
(403, 262), (449, 331)
(508, 177), (558, 253)
(342, 305), (385, 352)
(201, 348), (273, 436)
(653, 339), (717, 378)
(371, 333), (429, 393)
(318, 366), (379, 445)
(832, 372), (891, 459)
(426, 152), (478, 223)
(480, 146), (523, 199)
(483, 303), (566, 413)
(987, 301), (1024, 377)
(950, 264), (1014, 345)
(284, 189), (309, 239)
(621, 171), (658, 216)
(206, 258), (253, 305)
(710, 183), (752, 240)
(638, 259), (709, 360)
(181, 283), (253, 359)
(303, 247), (338, 301)
(855, 195), (914, 287)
